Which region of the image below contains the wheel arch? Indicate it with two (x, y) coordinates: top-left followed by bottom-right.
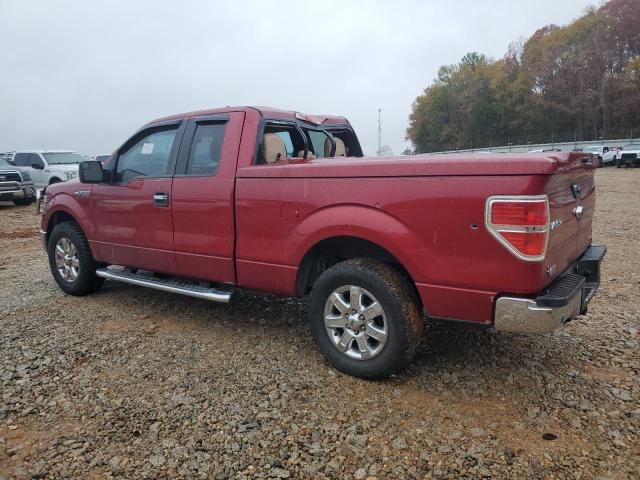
(295, 235), (421, 307)
(292, 205), (429, 298)
(45, 210), (78, 245)
(44, 197), (91, 247)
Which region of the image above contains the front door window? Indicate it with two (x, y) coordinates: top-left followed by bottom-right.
(115, 128), (178, 183)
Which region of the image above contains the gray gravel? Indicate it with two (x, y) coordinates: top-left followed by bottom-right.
(1, 168), (639, 479)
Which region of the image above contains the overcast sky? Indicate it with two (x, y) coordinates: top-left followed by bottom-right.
(0, 0), (597, 156)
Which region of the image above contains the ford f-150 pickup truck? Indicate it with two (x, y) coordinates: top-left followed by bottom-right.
(38, 106), (606, 379)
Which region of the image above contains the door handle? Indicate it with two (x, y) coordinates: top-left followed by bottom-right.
(153, 192), (169, 208)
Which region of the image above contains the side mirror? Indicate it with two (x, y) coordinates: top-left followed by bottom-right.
(31, 163), (44, 170)
(79, 161), (105, 183)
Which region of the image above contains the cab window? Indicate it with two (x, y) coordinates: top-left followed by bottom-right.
(115, 127), (178, 183)
(259, 123), (306, 163)
(324, 128), (363, 157)
(306, 130), (332, 158)
(274, 131), (295, 157)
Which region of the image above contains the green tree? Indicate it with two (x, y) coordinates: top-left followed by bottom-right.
(407, 0), (640, 151)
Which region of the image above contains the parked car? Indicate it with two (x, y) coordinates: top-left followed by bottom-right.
(94, 154), (111, 164)
(617, 144), (640, 168)
(12, 150), (84, 189)
(37, 106), (605, 379)
(0, 151), (15, 162)
(602, 147), (622, 166)
(582, 145), (609, 167)
(0, 157), (36, 205)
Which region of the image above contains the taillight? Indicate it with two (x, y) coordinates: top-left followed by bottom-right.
(485, 195), (549, 261)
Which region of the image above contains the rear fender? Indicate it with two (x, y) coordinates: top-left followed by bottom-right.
(292, 204), (430, 282)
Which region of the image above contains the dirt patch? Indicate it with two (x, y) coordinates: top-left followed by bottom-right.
(0, 227), (38, 239)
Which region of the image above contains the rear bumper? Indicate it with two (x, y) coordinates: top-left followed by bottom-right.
(494, 244), (606, 334)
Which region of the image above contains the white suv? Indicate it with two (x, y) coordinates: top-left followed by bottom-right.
(11, 150), (84, 189)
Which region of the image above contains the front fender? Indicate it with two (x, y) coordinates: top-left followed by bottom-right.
(292, 204), (431, 282)
(41, 191), (92, 236)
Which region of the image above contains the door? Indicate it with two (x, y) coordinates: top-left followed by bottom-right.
(170, 112), (244, 284)
(89, 120), (185, 274)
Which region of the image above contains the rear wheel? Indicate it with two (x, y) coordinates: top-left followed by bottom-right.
(13, 198), (34, 206)
(47, 222), (104, 295)
(308, 259), (423, 379)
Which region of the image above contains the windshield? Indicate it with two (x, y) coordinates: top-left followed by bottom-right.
(623, 144), (640, 150)
(42, 152), (85, 164)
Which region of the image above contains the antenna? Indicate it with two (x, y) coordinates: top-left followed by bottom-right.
(377, 108), (382, 156)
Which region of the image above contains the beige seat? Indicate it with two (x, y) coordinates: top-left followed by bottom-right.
(296, 150), (316, 159)
(324, 136), (347, 157)
(262, 133), (287, 164)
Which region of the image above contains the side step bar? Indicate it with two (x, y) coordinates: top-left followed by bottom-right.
(96, 268), (231, 303)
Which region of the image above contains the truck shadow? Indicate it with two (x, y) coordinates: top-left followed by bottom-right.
(98, 280), (578, 381)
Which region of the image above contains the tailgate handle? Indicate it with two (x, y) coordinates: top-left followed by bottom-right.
(153, 192), (169, 208)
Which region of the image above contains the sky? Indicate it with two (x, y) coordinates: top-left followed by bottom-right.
(0, 0), (598, 156)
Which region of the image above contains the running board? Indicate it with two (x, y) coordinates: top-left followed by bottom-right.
(96, 268), (231, 303)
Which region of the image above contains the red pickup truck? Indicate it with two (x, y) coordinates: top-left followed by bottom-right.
(38, 106), (606, 379)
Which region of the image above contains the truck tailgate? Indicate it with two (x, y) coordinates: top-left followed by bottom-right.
(544, 154), (596, 281)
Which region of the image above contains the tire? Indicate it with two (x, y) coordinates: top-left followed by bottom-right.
(616, 160), (621, 168)
(47, 221), (104, 296)
(308, 259), (423, 379)
(597, 156), (603, 168)
(13, 197), (34, 206)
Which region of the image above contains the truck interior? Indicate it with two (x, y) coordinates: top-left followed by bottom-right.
(258, 121), (362, 164)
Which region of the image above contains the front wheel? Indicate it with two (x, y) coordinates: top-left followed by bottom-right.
(308, 259), (423, 379)
(13, 197), (34, 206)
(47, 222), (104, 296)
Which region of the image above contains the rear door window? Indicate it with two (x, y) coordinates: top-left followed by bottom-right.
(185, 123), (226, 176)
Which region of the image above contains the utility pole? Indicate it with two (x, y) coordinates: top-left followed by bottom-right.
(377, 108), (382, 156)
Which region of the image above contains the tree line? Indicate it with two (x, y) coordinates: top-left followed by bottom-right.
(406, 0), (640, 153)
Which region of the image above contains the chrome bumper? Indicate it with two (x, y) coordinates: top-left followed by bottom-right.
(494, 244), (606, 334)
(495, 293), (582, 334)
(0, 185), (34, 199)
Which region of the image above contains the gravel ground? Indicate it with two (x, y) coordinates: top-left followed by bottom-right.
(1, 168), (638, 480)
